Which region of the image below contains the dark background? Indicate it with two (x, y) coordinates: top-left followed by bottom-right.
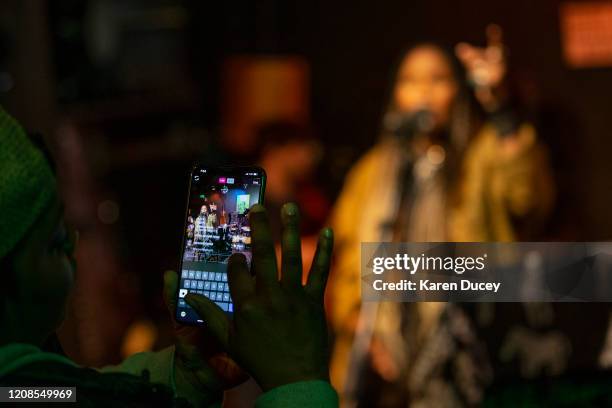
(3, 0), (606, 232)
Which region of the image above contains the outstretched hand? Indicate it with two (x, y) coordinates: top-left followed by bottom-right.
(456, 24), (507, 109)
(185, 203), (334, 391)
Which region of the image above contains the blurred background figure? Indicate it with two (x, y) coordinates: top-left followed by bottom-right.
(254, 121), (329, 275)
(256, 123), (328, 236)
(328, 27), (555, 406)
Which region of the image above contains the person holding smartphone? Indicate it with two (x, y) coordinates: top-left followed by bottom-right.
(0, 106), (337, 407)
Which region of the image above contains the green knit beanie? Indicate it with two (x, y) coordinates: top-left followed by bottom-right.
(0, 106), (56, 259)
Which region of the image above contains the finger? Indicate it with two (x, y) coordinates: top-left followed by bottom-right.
(486, 23), (503, 47)
(280, 203), (303, 290)
(305, 227), (334, 302)
(163, 270), (179, 317)
(248, 204), (280, 293)
(185, 293), (230, 349)
(455, 43), (480, 64)
(228, 252), (254, 305)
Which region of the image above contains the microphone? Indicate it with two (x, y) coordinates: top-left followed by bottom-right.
(383, 109), (435, 142)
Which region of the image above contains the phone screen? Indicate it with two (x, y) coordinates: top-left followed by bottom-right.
(176, 165), (266, 325)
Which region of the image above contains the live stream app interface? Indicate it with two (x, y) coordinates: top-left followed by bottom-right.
(178, 169), (263, 323)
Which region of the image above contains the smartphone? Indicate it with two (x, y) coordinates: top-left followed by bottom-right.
(175, 165), (266, 325)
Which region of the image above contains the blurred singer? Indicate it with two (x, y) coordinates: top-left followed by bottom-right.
(328, 26), (554, 406)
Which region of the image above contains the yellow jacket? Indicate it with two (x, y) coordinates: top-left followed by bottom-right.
(327, 123), (554, 392)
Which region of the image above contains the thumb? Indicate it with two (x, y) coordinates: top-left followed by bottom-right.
(163, 270), (179, 317)
(185, 294), (230, 350)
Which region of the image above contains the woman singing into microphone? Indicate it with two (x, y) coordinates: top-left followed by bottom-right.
(328, 26), (555, 406)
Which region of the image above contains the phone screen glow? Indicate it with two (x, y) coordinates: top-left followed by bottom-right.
(176, 166), (264, 324)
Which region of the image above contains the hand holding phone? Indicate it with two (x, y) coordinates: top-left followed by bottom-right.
(185, 203), (334, 392)
(163, 269), (247, 399)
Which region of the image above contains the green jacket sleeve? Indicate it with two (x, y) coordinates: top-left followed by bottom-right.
(255, 380), (338, 408)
